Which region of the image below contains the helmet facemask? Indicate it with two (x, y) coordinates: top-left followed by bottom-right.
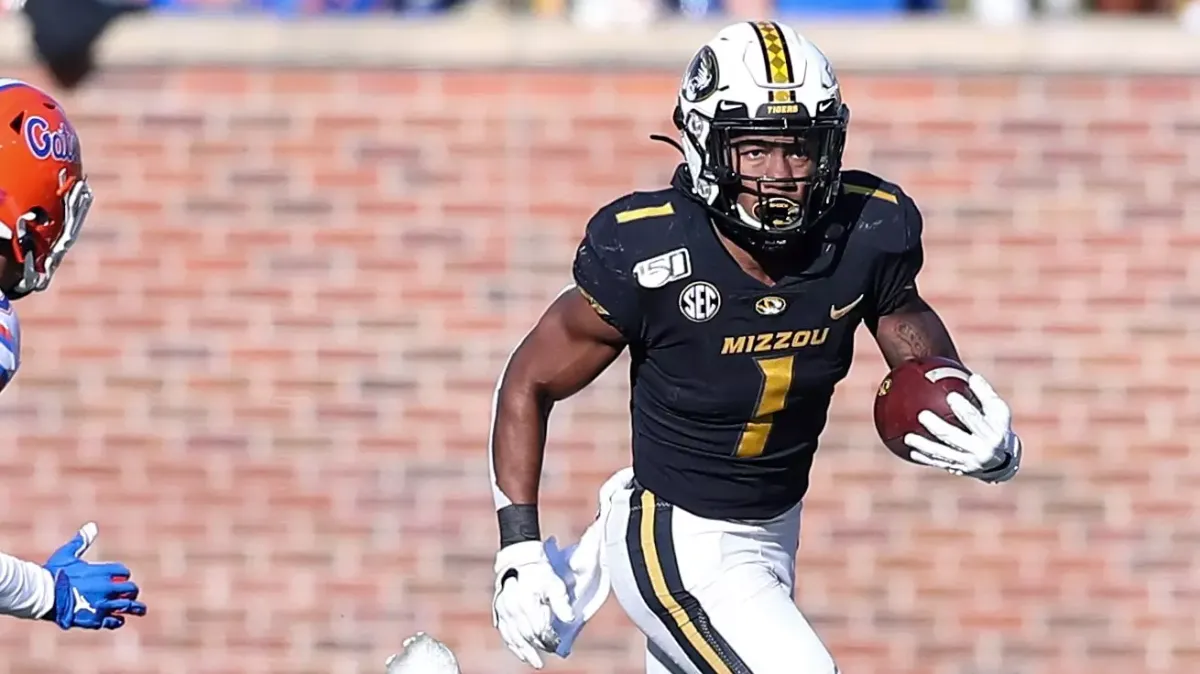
(676, 101), (848, 252)
(0, 169), (92, 300)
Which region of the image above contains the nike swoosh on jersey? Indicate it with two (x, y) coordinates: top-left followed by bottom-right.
(829, 294), (864, 320)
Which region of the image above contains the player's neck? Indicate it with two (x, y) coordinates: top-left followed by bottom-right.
(712, 226), (790, 286)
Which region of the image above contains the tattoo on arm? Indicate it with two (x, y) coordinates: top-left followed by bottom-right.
(870, 297), (960, 369)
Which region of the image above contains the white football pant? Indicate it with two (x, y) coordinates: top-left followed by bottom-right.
(603, 483), (839, 674)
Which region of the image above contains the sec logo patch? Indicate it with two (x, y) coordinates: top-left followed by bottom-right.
(679, 281), (720, 322)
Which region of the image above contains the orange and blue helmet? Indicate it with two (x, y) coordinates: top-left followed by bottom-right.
(0, 78), (92, 299)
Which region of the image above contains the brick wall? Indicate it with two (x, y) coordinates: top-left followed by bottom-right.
(0, 65), (1193, 674)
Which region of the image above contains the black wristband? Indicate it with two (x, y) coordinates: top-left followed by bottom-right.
(497, 504), (541, 547)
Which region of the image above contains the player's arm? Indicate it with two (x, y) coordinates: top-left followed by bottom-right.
(862, 192), (958, 368)
(864, 193), (1020, 483)
(488, 213), (640, 669)
(0, 523), (145, 630)
(491, 205), (641, 543)
(488, 289), (622, 667)
(0, 549), (55, 620)
(867, 294), (960, 369)
(490, 286), (626, 541)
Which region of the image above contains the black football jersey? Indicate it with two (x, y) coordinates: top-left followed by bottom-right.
(572, 165), (923, 520)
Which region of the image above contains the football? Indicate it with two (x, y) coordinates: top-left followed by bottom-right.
(873, 356), (978, 462)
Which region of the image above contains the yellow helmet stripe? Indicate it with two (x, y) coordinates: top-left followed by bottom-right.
(750, 21), (796, 103)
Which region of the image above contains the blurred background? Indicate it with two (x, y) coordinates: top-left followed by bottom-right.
(109, 0), (1200, 25)
(93, 0), (1200, 26)
(0, 1), (1197, 674)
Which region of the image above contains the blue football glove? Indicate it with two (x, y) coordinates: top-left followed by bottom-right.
(41, 522), (147, 630)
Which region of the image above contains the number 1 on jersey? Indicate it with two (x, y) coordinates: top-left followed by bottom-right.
(734, 355), (795, 458)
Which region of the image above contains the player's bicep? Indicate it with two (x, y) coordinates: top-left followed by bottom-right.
(502, 287), (625, 403)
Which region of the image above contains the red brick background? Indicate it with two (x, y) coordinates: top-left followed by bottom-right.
(0, 66), (1192, 674)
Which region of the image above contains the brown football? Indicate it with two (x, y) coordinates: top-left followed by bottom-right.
(873, 356), (979, 462)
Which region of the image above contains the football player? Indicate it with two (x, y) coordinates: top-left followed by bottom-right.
(0, 79), (147, 631)
(488, 21), (1021, 673)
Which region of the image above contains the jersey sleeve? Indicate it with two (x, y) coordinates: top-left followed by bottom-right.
(870, 190), (925, 318)
(571, 210), (642, 341)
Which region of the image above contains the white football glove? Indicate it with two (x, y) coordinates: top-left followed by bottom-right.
(492, 540), (574, 669)
(903, 373), (1021, 483)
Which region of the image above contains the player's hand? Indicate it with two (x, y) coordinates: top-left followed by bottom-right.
(903, 373), (1021, 483)
(41, 522), (147, 630)
(492, 540), (574, 669)
(0, 293), (21, 391)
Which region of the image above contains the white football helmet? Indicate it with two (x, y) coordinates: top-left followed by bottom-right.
(672, 21), (848, 250)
